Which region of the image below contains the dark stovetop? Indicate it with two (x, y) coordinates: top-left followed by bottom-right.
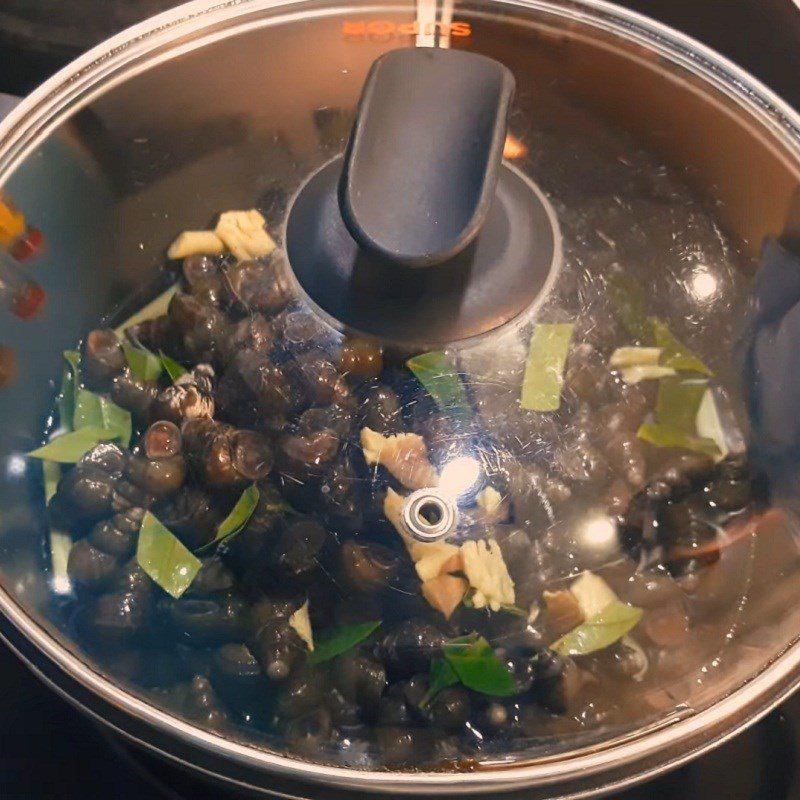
(3, 1), (800, 798)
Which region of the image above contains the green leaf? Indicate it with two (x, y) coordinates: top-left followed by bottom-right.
(406, 351), (472, 421)
(160, 350), (187, 382)
(73, 389), (101, 429)
(608, 273), (649, 340)
(49, 529), (73, 592)
(420, 658), (460, 709)
(443, 634), (517, 697)
(56, 350), (131, 446)
(637, 422), (721, 458)
(551, 600), (643, 657)
(696, 388), (728, 461)
(520, 323), (574, 412)
(650, 318), (713, 376)
(114, 283), (178, 336)
(74, 389), (132, 447)
(655, 377), (708, 433)
(136, 511), (201, 599)
(217, 484), (259, 539)
(42, 458), (72, 591)
(28, 427), (121, 463)
(98, 398), (132, 449)
(122, 340), (163, 381)
(199, 484), (259, 552)
(57, 350), (80, 429)
(42, 459), (61, 503)
(308, 620), (382, 665)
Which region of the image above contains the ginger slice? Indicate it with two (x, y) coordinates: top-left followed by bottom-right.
(361, 427), (438, 490)
(385, 488), (521, 621)
(608, 347), (662, 368)
(569, 571), (619, 618)
(460, 539), (515, 612)
(383, 487), (407, 539)
(422, 574), (468, 620)
(167, 230), (225, 260)
(476, 486), (504, 515)
(543, 589), (585, 634)
(215, 209), (276, 261)
(288, 600), (314, 652)
(413, 542), (462, 582)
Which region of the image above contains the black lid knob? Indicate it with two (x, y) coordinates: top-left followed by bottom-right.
(284, 48), (561, 347)
(339, 48), (515, 267)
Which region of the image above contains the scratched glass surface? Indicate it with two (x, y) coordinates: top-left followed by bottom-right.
(10, 4), (800, 775)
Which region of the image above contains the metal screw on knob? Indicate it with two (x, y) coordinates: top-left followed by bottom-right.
(401, 489), (458, 543)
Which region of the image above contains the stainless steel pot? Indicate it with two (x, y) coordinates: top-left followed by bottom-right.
(1, 1), (800, 797)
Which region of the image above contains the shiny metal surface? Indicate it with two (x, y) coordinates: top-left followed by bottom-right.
(401, 489), (459, 542)
(1, 0), (800, 797)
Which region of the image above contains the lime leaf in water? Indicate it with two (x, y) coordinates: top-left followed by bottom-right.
(97, 398), (132, 449)
(520, 323), (574, 412)
(159, 350), (187, 382)
(650, 318), (713, 376)
(551, 600), (643, 657)
(57, 350), (81, 430)
(73, 388), (132, 447)
(28, 427), (121, 463)
(406, 351), (471, 421)
(136, 511), (201, 599)
(637, 422), (721, 458)
(42, 458), (72, 590)
(122, 339), (163, 382)
(54, 349), (131, 445)
(696, 388), (729, 461)
(199, 484), (259, 552)
(655, 376), (709, 433)
(42, 459), (61, 503)
(308, 620), (382, 665)
(443, 634), (517, 697)
(420, 658), (460, 709)
(114, 283), (178, 336)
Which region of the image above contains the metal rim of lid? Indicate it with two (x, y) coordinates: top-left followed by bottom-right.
(0, 0), (800, 797)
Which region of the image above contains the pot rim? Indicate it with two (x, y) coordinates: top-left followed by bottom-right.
(1, 0), (800, 794)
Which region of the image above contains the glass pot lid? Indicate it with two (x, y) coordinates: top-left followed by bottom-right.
(2, 0), (800, 785)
